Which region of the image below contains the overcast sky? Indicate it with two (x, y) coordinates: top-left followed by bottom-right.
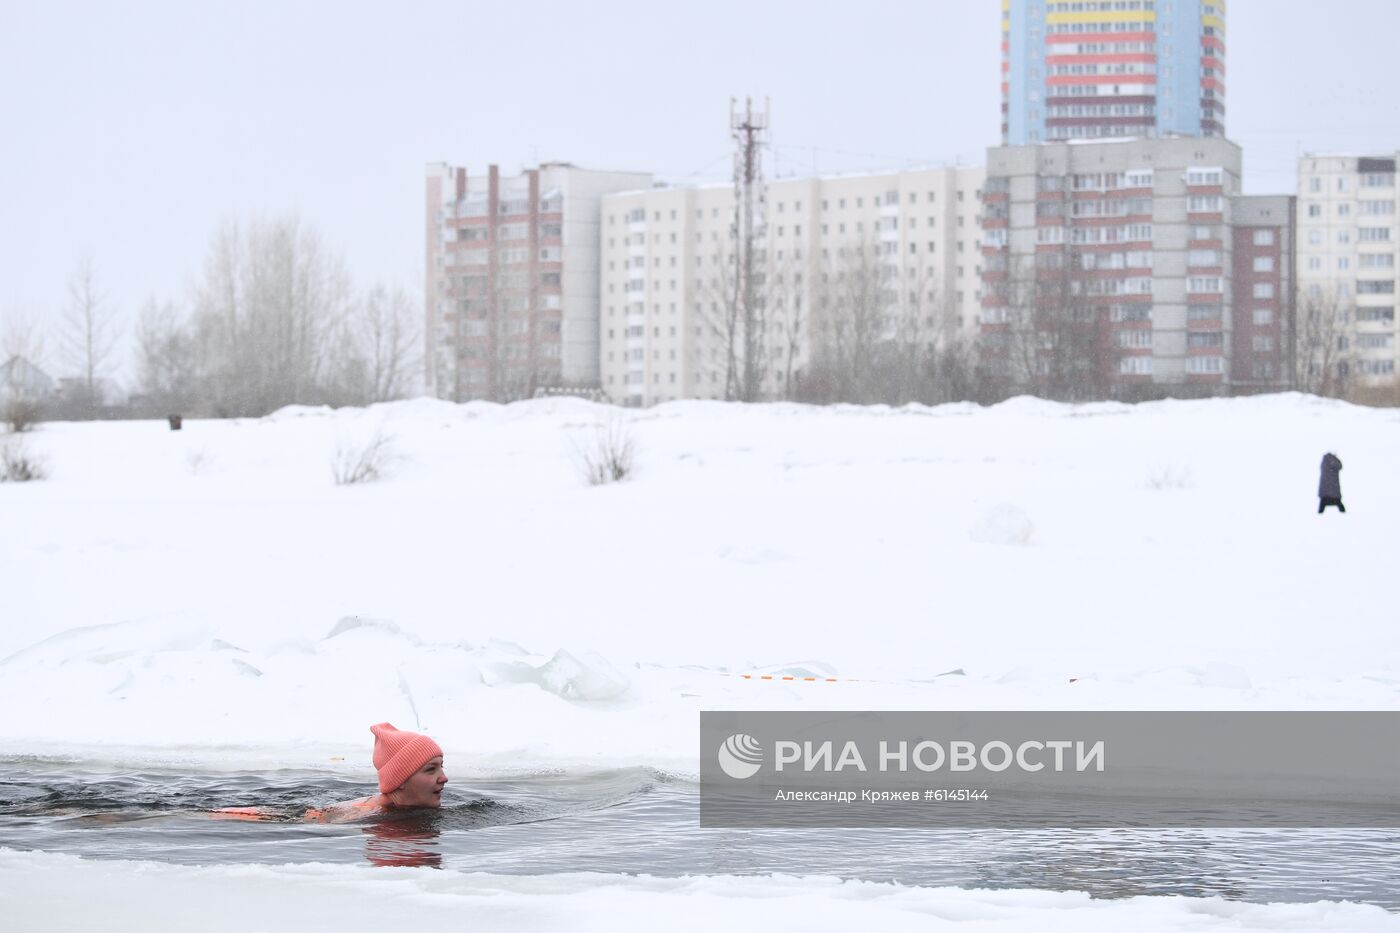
(3, 0), (1398, 383)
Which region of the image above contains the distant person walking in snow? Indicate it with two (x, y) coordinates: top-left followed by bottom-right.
(1318, 452), (1345, 513)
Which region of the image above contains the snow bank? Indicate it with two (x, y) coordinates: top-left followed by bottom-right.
(2, 849), (1394, 932)
(1, 395), (1397, 775)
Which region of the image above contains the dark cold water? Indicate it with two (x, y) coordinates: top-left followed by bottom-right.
(0, 758), (1396, 909)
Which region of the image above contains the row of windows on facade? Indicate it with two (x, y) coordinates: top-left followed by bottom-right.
(610, 190), (976, 226)
(1306, 174), (1394, 193)
(607, 369), (800, 388)
(450, 271), (561, 289)
(1015, 193), (1222, 220)
(454, 197), (562, 217)
(1048, 63), (1157, 78)
(1047, 103), (1156, 118)
(979, 305), (1276, 327)
(1033, 62), (1222, 82)
(451, 324), (565, 347)
(1046, 40), (1155, 54)
(443, 246), (561, 266)
(1118, 356), (1226, 376)
(1038, 82), (1161, 100)
(450, 367), (563, 385)
(1043, 1), (1158, 12)
(453, 223), (563, 242)
(1305, 282), (1398, 300)
(608, 254), (972, 296)
(1305, 200), (1396, 219)
(1113, 331), (1270, 351)
(1306, 254), (1397, 272)
(1032, 168), (1219, 191)
(1033, 21), (1161, 35)
(1304, 227), (1395, 247)
(990, 221), (1246, 249)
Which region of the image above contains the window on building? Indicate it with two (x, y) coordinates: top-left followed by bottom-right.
(1253, 256), (1275, 272)
(1252, 229), (1275, 246)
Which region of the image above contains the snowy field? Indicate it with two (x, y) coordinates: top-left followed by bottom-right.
(2, 394), (1397, 928)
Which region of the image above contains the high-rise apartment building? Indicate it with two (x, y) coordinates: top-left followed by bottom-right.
(981, 136), (1293, 396)
(597, 167), (985, 407)
(1001, 0), (1226, 145)
(1297, 154), (1399, 391)
(425, 162), (652, 401)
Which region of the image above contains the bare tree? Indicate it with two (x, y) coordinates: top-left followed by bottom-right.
(1, 305), (48, 368)
(806, 240), (889, 403)
(192, 217), (351, 416)
(330, 284), (423, 405)
(871, 259), (949, 404)
(988, 243), (1121, 401)
(767, 252), (810, 400)
(134, 296), (200, 415)
(695, 235), (770, 403)
(1294, 288), (1357, 398)
(60, 256), (121, 415)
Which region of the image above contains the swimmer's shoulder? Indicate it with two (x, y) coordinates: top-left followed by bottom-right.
(304, 795), (387, 823)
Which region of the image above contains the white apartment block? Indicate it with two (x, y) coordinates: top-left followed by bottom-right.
(1297, 154), (1399, 385)
(426, 162), (653, 401)
(598, 167), (985, 406)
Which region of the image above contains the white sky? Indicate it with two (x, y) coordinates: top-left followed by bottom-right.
(3, 0), (1398, 383)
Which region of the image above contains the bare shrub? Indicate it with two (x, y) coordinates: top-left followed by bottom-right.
(186, 448), (213, 476)
(573, 419), (636, 486)
(1146, 466), (1193, 491)
(1, 437), (47, 482)
(331, 430), (397, 485)
(4, 397), (44, 433)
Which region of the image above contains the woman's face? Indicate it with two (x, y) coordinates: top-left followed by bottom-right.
(392, 756), (448, 807)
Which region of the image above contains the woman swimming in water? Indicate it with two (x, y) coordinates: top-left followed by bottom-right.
(212, 722), (448, 823)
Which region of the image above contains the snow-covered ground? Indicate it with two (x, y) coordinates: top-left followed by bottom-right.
(2, 395), (1396, 927)
(4, 849), (1398, 932)
(2, 394), (1395, 772)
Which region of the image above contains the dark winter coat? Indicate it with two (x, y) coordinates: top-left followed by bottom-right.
(1318, 453), (1343, 499)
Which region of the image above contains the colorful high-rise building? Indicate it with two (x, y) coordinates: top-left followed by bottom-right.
(1001, 0), (1226, 145)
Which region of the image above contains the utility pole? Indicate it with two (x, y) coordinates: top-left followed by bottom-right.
(729, 96), (769, 402)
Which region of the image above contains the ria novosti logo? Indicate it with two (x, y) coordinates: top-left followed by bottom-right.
(718, 733), (764, 779)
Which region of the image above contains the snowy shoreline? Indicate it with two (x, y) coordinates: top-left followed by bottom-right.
(2, 848), (1397, 931)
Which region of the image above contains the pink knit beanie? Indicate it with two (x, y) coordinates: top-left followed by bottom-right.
(370, 722), (444, 794)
